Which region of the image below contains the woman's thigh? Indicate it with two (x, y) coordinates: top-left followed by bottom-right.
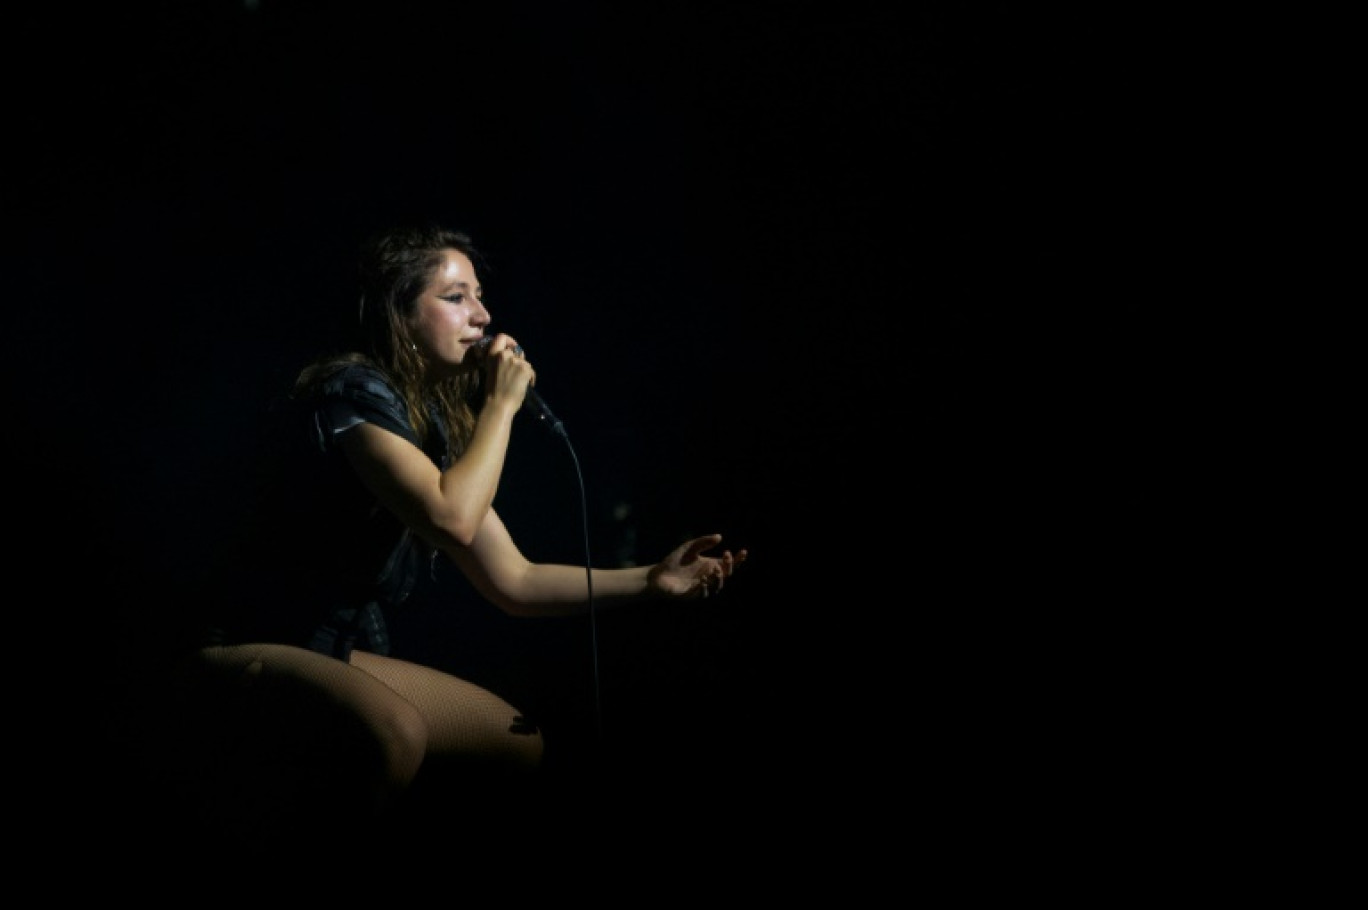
(163, 644), (427, 825)
(348, 650), (543, 770)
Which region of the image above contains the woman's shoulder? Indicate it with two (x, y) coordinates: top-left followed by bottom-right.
(302, 359), (394, 399)
(300, 361), (415, 445)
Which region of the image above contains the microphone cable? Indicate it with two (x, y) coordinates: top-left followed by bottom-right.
(539, 417), (604, 745)
(483, 336), (601, 741)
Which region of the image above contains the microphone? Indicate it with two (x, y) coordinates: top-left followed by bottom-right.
(474, 337), (566, 437)
(522, 386), (566, 437)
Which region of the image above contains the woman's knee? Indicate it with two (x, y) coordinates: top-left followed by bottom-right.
(367, 695), (428, 785)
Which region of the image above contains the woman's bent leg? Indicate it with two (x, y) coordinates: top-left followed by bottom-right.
(160, 643), (429, 841)
(347, 651), (545, 829)
(348, 650), (543, 772)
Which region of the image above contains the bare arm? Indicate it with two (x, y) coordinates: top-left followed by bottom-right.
(340, 347), (530, 549)
(339, 390), (746, 617)
(338, 413), (656, 614)
(448, 509), (657, 616)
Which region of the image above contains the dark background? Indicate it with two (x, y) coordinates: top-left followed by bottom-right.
(9, 1), (1156, 850)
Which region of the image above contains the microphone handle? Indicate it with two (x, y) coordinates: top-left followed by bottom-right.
(523, 387), (566, 437)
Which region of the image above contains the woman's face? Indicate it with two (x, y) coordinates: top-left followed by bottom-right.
(408, 249), (491, 375)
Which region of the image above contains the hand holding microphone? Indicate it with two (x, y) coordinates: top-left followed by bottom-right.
(474, 335), (566, 437)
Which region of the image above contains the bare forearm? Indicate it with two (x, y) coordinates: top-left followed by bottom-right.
(501, 563), (656, 617)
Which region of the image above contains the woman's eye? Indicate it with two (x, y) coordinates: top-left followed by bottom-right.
(440, 294), (464, 304)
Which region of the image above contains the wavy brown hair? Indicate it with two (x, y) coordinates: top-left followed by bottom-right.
(294, 223), (487, 452)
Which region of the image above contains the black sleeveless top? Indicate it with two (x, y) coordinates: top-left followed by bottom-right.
(204, 363), (453, 660)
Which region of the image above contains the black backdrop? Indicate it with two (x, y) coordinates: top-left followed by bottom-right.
(9, 1), (1156, 854)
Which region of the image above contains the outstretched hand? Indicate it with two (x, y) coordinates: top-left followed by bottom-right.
(647, 534), (749, 601)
